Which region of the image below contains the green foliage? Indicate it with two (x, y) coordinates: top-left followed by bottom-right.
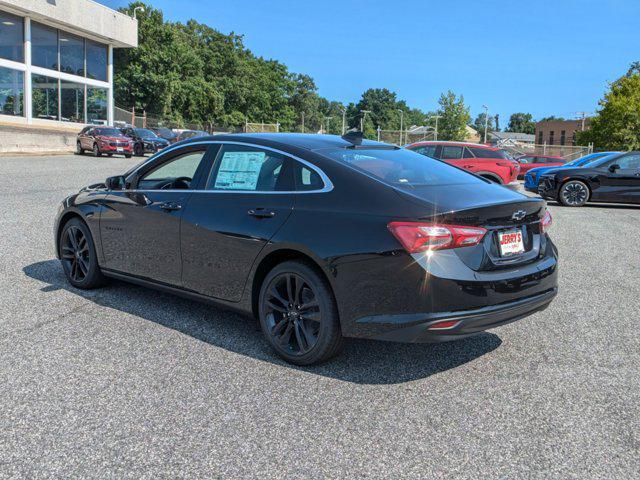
(506, 112), (535, 134)
(538, 115), (566, 122)
(472, 113), (496, 138)
(436, 91), (470, 141)
(577, 73), (640, 150)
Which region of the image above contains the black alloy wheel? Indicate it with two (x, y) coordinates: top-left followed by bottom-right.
(76, 141), (83, 155)
(93, 143), (101, 157)
(59, 218), (105, 289)
(559, 180), (589, 207)
(259, 261), (343, 365)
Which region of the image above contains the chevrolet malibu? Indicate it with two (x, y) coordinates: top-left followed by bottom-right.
(54, 133), (558, 365)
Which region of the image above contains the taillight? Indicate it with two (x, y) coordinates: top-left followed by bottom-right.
(540, 210), (552, 234)
(427, 320), (460, 330)
(388, 222), (487, 253)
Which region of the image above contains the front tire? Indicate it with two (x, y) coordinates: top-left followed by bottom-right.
(559, 180), (589, 207)
(258, 261), (343, 365)
(59, 217), (106, 289)
(134, 143), (144, 157)
(92, 143), (101, 157)
(76, 141), (83, 155)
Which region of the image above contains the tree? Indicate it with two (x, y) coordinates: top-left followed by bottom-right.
(436, 91), (470, 141)
(472, 113), (496, 139)
(506, 113), (535, 134)
(538, 115), (566, 122)
(576, 73), (640, 150)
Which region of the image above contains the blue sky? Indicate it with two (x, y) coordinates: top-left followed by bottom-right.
(98, 0), (640, 125)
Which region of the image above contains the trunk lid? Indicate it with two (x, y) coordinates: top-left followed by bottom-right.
(395, 183), (548, 271)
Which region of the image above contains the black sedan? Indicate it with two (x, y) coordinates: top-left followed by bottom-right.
(120, 127), (170, 156)
(538, 151), (640, 206)
(54, 133), (558, 365)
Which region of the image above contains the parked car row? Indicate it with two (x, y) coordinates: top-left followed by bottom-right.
(77, 126), (210, 158)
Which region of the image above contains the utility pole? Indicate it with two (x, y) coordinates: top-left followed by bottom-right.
(482, 105), (489, 143)
(576, 111), (589, 131)
(397, 109), (404, 145)
(429, 115), (442, 141)
(341, 108), (346, 135)
(301, 112), (305, 133)
(325, 116), (333, 134)
(360, 110), (371, 133)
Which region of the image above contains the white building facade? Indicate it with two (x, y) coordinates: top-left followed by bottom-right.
(0, 0), (137, 129)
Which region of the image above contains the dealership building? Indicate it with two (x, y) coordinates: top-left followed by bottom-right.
(0, 0), (137, 152)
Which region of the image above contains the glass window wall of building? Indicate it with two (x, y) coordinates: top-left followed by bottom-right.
(0, 66), (24, 116)
(32, 74), (59, 121)
(0, 11), (24, 63)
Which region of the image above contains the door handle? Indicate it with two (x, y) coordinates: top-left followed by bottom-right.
(248, 208), (275, 218)
(159, 201), (182, 211)
(464, 164), (474, 168)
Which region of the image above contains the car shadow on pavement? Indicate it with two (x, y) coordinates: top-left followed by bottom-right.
(23, 260), (502, 385)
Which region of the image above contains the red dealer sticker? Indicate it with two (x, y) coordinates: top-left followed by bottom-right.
(498, 229), (525, 256)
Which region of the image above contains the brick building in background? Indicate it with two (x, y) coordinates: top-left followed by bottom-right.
(535, 118), (591, 146)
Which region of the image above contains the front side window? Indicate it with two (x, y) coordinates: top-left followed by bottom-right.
(60, 80), (84, 123)
(138, 150), (207, 190)
(321, 147), (485, 187)
(86, 40), (107, 81)
(31, 22), (58, 71)
(615, 154), (640, 170)
(207, 145), (292, 191)
(0, 67), (24, 117)
(441, 146), (463, 159)
(0, 11), (24, 62)
(59, 32), (84, 76)
(32, 74), (59, 120)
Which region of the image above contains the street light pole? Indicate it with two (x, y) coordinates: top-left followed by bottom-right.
(397, 109), (404, 145)
(360, 110), (371, 133)
(482, 104), (489, 143)
(325, 116), (333, 134)
(133, 6), (145, 19)
(341, 108), (346, 135)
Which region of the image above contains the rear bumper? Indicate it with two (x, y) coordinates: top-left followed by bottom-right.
(355, 287), (557, 343)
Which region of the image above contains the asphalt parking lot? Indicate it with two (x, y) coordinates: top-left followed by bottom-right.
(0, 153), (638, 479)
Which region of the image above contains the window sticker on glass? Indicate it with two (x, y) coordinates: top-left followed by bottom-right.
(215, 151), (266, 190)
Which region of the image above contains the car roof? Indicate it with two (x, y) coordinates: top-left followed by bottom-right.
(407, 140), (499, 150)
(175, 133), (394, 150)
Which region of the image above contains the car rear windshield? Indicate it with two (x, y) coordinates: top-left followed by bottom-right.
(320, 148), (485, 187)
(95, 128), (121, 136)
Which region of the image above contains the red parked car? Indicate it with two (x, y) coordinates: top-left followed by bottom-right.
(77, 127), (133, 158)
(516, 154), (565, 179)
(406, 141), (519, 185)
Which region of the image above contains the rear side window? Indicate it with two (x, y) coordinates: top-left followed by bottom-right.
(294, 162), (325, 191)
(321, 147), (484, 187)
(441, 146), (463, 159)
(470, 147), (508, 159)
(206, 144), (293, 191)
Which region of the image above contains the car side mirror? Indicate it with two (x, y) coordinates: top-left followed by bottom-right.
(608, 164), (620, 173)
(106, 175), (126, 190)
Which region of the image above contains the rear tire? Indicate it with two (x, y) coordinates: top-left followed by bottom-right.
(125, 154), (132, 159)
(559, 180), (589, 207)
(258, 260), (343, 365)
(59, 217), (106, 289)
(134, 143), (144, 157)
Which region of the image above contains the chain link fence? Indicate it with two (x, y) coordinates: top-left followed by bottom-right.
(497, 140), (593, 161)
